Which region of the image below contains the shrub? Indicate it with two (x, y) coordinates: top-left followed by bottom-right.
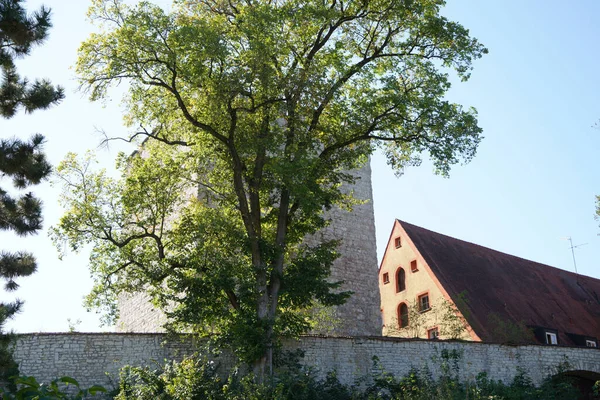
(0, 375), (106, 399)
(114, 352), (581, 400)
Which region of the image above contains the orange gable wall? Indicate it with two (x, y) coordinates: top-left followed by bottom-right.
(379, 220), (479, 341)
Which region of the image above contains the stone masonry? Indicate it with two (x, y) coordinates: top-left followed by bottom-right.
(13, 333), (600, 390)
(116, 161), (381, 337)
(14, 333), (200, 390)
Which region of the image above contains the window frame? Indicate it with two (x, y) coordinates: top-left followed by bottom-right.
(382, 272), (390, 284)
(427, 327), (439, 340)
(586, 339), (597, 348)
(417, 292), (430, 313)
(394, 237), (402, 249)
(398, 302), (409, 328)
(396, 268), (406, 293)
(410, 260), (418, 272)
(545, 331), (558, 345)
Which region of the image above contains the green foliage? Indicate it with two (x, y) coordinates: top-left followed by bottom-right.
(116, 355), (258, 400)
(0, 135), (49, 300)
(0, 0), (64, 117)
(437, 295), (469, 340)
(384, 297), (468, 339)
(58, 0), (486, 371)
(441, 291), (472, 339)
(473, 367), (579, 400)
(0, 0), (63, 387)
(116, 357), (223, 400)
(115, 354), (359, 400)
(0, 375), (106, 400)
(363, 351), (579, 400)
(390, 300), (429, 338)
(0, 330), (19, 390)
(66, 318), (82, 333)
(114, 352), (582, 400)
(52, 149), (349, 364)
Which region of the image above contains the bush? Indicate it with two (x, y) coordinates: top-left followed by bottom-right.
(115, 357), (223, 400)
(114, 353), (582, 400)
(0, 375), (106, 399)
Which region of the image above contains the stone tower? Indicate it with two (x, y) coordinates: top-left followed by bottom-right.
(117, 162), (380, 337)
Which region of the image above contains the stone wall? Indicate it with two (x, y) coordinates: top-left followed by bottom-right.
(291, 336), (600, 386)
(308, 161), (381, 336)
(13, 333), (201, 389)
(13, 334), (600, 391)
(116, 291), (168, 333)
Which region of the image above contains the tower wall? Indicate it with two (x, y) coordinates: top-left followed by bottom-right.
(116, 162), (380, 336)
(307, 161), (381, 336)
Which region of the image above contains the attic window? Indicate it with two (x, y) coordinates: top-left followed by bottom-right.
(394, 237), (402, 249)
(545, 332), (558, 345)
(418, 293), (430, 312)
(383, 273), (390, 284)
(410, 260), (418, 272)
(586, 339), (597, 348)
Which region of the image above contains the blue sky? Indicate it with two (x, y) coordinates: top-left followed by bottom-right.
(1, 0), (599, 333)
(376, 1), (600, 271)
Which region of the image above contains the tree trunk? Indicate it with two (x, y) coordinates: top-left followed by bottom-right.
(253, 354), (268, 383)
(252, 323), (274, 383)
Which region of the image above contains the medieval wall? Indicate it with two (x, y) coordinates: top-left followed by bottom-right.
(13, 333), (199, 389)
(13, 333), (600, 390)
(116, 161), (381, 337)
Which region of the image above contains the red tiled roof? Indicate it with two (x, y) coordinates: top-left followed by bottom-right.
(399, 220), (600, 345)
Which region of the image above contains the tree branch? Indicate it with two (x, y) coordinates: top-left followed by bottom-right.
(97, 125), (192, 149)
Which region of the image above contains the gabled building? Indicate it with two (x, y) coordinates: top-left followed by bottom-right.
(379, 219), (600, 347)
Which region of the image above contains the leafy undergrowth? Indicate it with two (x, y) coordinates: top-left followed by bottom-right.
(0, 375), (106, 400)
(114, 351), (584, 400)
(1, 350), (591, 399)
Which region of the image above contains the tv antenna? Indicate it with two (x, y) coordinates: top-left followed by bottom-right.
(563, 237), (588, 277)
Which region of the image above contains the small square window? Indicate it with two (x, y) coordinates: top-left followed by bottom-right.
(427, 327), (439, 340)
(545, 332), (558, 345)
(383, 273), (390, 284)
(394, 237), (402, 249)
(418, 293), (430, 312)
(586, 339), (597, 348)
(410, 260), (418, 272)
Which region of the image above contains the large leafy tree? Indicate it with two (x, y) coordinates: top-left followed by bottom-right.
(54, 0), (486, 376)
(0, 0), (63, 386)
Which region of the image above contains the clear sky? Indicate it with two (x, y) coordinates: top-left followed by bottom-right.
(1, 0), (598, 333)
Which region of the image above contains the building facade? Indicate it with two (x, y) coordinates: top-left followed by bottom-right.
(379, 220), (476, 341)
(380, 219), (600, 347)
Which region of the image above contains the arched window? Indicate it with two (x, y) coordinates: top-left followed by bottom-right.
(398, 303), (409, 328)
(396, 268), (405, 292)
